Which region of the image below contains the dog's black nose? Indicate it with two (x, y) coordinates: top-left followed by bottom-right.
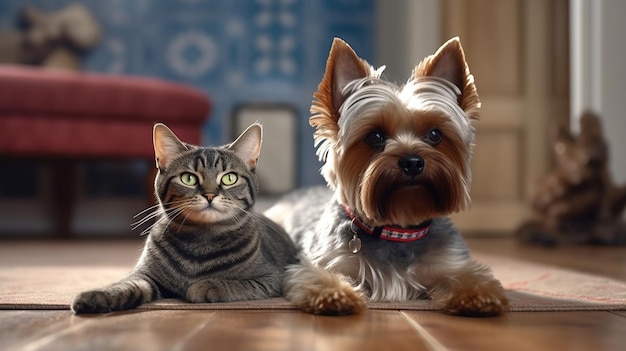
(399, 156), (425, 176)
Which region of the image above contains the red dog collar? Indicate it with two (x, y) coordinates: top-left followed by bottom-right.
(343, 205), (431, 243)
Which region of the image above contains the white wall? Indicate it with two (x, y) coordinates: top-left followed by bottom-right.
(376, 0), (441, 83)
(571, 0), (626, 184)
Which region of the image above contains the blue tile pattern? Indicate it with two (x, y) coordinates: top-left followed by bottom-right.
(0, 0), (374, 187)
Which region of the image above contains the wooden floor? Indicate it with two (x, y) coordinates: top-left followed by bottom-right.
(2, 237), (626, 351)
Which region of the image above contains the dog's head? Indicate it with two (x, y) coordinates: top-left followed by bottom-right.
(310, 37), (480, 227)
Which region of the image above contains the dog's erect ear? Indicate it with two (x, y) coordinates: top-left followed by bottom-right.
(414, 37), (467, 90)
(413, 37), (480, 120)
(312, 38), (371, 123)
(309, 38), (372, 188)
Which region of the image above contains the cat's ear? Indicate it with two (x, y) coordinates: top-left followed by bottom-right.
(229, 123), (262, 170)
(153, 123), (189, 170)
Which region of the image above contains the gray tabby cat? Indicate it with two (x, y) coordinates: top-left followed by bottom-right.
(72, 123), (299, 314)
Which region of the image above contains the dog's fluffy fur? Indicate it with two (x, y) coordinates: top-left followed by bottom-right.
(265, 37), (508, 316)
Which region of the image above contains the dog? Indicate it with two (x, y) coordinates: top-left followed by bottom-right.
(265, 37), (508, 316)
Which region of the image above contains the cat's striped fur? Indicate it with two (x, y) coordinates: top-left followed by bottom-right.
(72, 123), (299, 314)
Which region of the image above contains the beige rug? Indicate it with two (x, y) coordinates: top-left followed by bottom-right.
(1, 254), (625, 312)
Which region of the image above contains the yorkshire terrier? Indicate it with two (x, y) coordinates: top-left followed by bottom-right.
(265, 37), (508, 316)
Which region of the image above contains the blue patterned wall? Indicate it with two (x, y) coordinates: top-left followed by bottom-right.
(0, 0), (375, 187)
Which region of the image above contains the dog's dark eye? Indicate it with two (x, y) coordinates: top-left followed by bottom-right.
(426, 129), (443, 144)
(365, 132), (386, 147)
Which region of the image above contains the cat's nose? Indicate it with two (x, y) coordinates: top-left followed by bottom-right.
(205, 193), (216, 202)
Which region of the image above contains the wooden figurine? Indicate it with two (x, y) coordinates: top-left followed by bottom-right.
(516, 112), (626, 245)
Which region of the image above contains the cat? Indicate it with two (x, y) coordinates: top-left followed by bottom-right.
(72, 123), (299, 314)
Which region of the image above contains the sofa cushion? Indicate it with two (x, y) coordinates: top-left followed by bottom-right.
(0, 64), (210, 122)
(0, 115), (202, 158)
(0, 64), (210, 158)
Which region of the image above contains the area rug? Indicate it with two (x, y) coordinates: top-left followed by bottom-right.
(1, 254), (625, 312)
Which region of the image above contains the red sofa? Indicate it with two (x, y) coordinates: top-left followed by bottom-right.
(0, 64), (211, 236)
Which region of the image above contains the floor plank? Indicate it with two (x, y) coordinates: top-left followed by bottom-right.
(0, 310), (79, 350)
(187, 311), (314, 351)
(610, 310), (626, 318)
(312, 310), (432, 351)
(16, 310), (215, 351)
(184, 310), (315, 351)
(403, 310), (626, 351)
(181, 310), (434, 351)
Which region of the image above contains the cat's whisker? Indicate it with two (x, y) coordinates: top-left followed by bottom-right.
(176, 206), (196, 233)
(137, 213), (173, 236)
(143, 208), (184, 236)
(131, 201), (193, 230)
(134, 201), (195, 235)
(131, 211), (161, 230)
(140, 220), (162, 236)
(164, 203), (191, 222)
(166, 206), (186, 220)
(132, 201), (187, 227)
(231, 205), (285, 236)
(132, 203), (162, 219)
(133, 199), (190, 219)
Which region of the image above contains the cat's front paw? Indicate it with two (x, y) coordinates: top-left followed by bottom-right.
(72, 290), (115, 314)
(72, 279), (152, 314)
(186, 281), (222, 303)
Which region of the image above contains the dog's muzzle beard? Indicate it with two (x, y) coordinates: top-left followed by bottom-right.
(347, 154), (469, 228)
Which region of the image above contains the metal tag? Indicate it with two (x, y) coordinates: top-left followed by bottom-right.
(349, 235), (361, 254)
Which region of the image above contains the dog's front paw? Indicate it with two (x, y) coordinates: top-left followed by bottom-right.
(431, 279), (509, 317)
(284, 262), (367, 315)
(442, 287), (509, 317)
(429, 263), (509, 317)
(303, 284), (366, 315)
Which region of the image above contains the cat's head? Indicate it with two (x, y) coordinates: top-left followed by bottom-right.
(152, 123), (262, 225)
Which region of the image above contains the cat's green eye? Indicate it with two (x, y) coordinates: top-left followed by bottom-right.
(180, 172), (198, 186)
(221, 172), (238, 186)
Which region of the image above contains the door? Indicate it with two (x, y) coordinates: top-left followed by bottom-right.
(443, 0), (570, 234)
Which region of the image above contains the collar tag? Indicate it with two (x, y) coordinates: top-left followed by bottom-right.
(348, 232), (362, 254)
